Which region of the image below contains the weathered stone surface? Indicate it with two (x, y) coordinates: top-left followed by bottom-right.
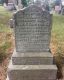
(14, 4), (52, 52)
(12, 50), (53, 65)
(6, 76), (57, 80)
(7, 61), (57, 80)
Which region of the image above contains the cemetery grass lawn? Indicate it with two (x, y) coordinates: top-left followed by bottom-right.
(0, 6), (13, 59)
(51, 14), (64, 79)
(0, 6), (14, 80)
(0, 6), (12, 32)
(51, 14), (64, 56)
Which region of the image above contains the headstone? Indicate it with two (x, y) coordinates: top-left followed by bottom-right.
(7, 4), (57, 80)
(14, 5), (51, 52)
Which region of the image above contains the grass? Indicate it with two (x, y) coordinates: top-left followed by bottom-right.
(51, 14), (64, 79)
(0, 6), (12, 33)
(0, 6), (13, 62)
(52, 14), (64, 41)
(51, 14), (64, 55)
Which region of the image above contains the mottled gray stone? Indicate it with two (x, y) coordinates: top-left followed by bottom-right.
(14, 4), (52, 52)
(7, 61), (57, 80)
(12, 50), (53, 65)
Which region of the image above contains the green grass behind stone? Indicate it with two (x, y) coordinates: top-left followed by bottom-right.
(0, 6), (12, 33)
(52, 14), (64, 43)
(51, 14), (64, 54)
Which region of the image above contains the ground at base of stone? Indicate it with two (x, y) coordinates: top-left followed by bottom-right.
(0, 58), (9, 80)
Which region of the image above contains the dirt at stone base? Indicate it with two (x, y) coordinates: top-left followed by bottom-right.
(0, 58), (9, 80)
(0, 50), (12, 80)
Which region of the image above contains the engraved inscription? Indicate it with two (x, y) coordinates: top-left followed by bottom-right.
(14, 5), (52, 52)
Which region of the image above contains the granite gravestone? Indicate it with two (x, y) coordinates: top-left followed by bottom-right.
(14, 5), (51, 52)
(7, 4), (57, 80)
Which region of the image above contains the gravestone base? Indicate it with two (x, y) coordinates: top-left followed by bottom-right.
(7, 50), (57, 80)
(12, 50), (53, 65)
(7, 61), (57, 80)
